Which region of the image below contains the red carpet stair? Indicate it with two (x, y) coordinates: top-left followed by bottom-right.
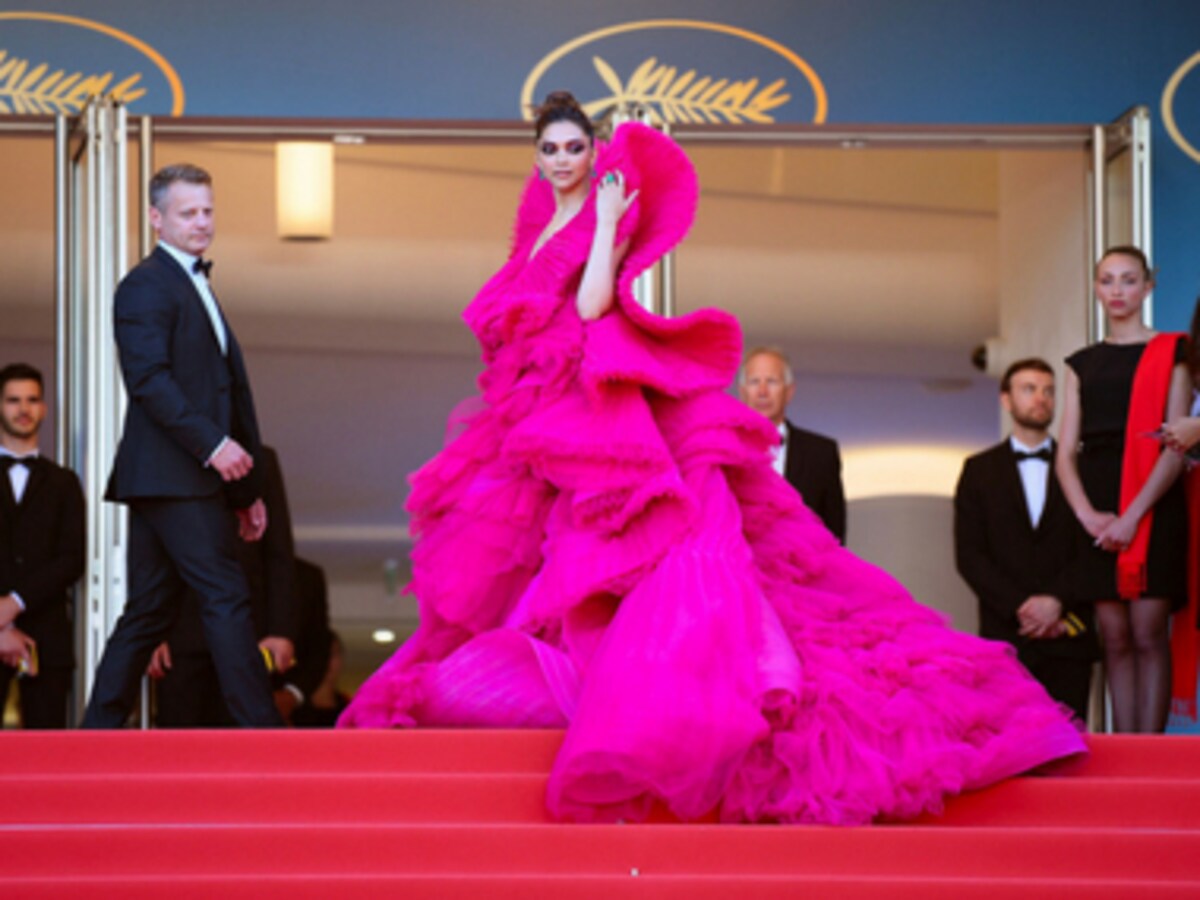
(0, 730), (1197, 897)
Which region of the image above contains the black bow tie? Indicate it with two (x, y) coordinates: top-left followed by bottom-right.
(0, 456), (35, 472)
(1013, 447), (1052, 463)
(193, 257), (213, 278)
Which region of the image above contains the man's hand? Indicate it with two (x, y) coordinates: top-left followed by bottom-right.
(0, 595), (19, 629)
(210, 439), (255, 482)
(236, 498), (268, 542)
(1018, 594), (1064, 639)
(0, 626), (35, 669)
(146, 642), (173, 679)
(259, 635), (295, 673)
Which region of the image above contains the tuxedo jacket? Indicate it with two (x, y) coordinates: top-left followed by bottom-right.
(954, 440), (1096, 661)
(0, 459), (85, 669)
(106, 245), (262, 510)
(784, 422), (846, 544)
(167, 446), (297, 656)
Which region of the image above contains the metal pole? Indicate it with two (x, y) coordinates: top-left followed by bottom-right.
(1131, 108), (1153, 327)
(82, 100), (103, 703)
(54, 115), (69, 463)
(1090, 124), (1106, 344)
(79, 100), (131, 711)
(612, 104), (677, 318)
(140, 115), (153, 258)
(660, 250), (676, 319)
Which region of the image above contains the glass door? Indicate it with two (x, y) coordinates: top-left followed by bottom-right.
(55, 97), (132, 719)
(1090, 105), (1152, 339)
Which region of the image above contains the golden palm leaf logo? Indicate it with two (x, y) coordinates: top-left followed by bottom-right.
(583, 55), (790, 124)
(521, 20), (827, 125)
(0, 49), (146, 114)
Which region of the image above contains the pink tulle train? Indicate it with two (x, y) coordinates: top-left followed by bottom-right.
(339, 123), (1086, 825)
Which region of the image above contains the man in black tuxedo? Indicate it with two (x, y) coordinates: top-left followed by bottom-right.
(0, 363), (85, 728)
(739, 347), (846, 543)
(954, 358), (1096, 721)
(82, 163), (281, 727)
(150, 446), (298, 726)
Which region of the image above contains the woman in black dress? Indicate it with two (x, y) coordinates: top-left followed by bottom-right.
(1056, 246), (1190, 733)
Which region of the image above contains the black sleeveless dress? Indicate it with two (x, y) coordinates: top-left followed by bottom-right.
(1065, 338), (1188, 608)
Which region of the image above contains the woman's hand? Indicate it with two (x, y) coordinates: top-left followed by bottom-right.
(1079, 508), (1117, 540)
(1095, 512), (1139, 553)
(1162, 416), (1200, 454)
(595, 169), (638, 228)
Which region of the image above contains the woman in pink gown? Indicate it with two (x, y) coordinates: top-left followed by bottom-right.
(339, 92), (1086, 825)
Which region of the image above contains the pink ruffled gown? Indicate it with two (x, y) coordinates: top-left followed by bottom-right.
(339, 123), (1086, 825)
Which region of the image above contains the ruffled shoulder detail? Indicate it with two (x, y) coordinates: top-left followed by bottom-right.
(464, 177), (588, 358)
(582, 123), (743, 397)
(511, 164), (556, 258)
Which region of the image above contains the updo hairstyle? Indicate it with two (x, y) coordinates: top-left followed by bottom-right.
(533, 91), (595, 143)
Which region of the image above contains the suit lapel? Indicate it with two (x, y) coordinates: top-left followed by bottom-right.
(18, 459), (46, 508)
(154, 245), (228, 356)
(1002, 439), (1059, 535)
(0, 468), (16, 514)
(784, 423), (805, 485)
(1037, 440), (1065, 534)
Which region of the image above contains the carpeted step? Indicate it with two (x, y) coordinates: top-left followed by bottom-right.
(3, 823), (1197, 882)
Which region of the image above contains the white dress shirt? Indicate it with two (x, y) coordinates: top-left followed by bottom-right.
(159, 240), (228, 355)
(771, 422), (787, 477)
(158, 242), (230, 463)
(1, 447), (37, 610)
(1010, 435), (1051, 528)
(1, 447), (35, 504)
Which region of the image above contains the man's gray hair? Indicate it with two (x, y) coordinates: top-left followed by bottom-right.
(149, 163), (212, 210)
(739, 346), (795, 387)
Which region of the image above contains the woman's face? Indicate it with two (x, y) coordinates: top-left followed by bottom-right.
(1095, 253), (1152, 322)
(535, 121), (593, 194)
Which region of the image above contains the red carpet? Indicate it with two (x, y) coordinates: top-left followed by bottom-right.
(1, 730), (1197, 897)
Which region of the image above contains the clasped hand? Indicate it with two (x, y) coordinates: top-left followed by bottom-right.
(1092, 510), (1137, 553)
(1017, 595), (1064, 640)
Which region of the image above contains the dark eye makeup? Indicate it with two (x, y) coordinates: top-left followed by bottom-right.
(540, 140), (589, 156)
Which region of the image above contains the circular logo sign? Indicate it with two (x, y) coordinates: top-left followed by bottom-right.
(522, 19), (827, 126)
(1163, 51), (1200, 165)
(0, 12), (184, 116)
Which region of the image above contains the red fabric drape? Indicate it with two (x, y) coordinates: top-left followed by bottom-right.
(1116, 333), (1182, 599)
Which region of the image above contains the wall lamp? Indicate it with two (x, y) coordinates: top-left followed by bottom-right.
(276, 141), (334, 239)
